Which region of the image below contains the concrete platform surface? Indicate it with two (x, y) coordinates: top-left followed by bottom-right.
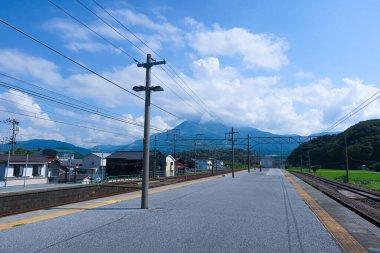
(290, 173), (380, 252)
(0, 169), (342, 253)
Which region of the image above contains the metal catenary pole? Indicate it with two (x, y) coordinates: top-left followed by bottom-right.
(23, 153), (28, 187)
(345, 135), (349, 183)
(228, 127), (239, 178)
(247, 134), (250, 173)
(4, 150), (10, 188)
(10, 119), (19, 155)
(154, 135), (157, 178)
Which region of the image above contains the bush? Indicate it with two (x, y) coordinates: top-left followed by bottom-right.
(369, 162), (380, 172)
(311, 165), (320, 173)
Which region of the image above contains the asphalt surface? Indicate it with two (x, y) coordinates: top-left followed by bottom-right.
(0, 169), (342, 253)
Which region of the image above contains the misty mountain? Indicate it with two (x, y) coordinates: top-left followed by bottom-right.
(9, 121), (325, 157)
(109, 121), (303, 156)
(10, 139), (92, 157)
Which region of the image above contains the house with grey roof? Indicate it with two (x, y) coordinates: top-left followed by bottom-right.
(42, 148), (75, 161)
(0, 154), (48, 187)
(82, 153), (111, 179)
(106, 151), (166, 177)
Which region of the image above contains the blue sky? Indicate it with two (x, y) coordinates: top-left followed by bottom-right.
(0, 0), (379, 147)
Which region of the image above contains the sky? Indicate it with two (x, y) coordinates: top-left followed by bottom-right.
(0, 0), (380, 148)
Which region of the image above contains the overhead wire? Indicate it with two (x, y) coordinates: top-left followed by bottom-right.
(0, 80), (166, 132)
(0, 17), (180, 119)
(0, 74), (145, 128)
(83, 0), (223, 123)
(90, 0), (221, 121)
(0, 108), (137, 137)
(322, 88), (380, 133)
(0, 97), (141, 135)
(0, 72), (165, 132)
(73, 0), (214, 118)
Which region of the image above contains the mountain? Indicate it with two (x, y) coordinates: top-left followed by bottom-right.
(11, 139), (92, 157)
(287, 119), (380, 170)
(90, 144), (126, 153)
(113, 121), (301, 155)
(8, 121), (329, 157)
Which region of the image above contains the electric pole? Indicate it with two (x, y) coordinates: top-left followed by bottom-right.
(3, 118), (19, 155)
(345, 135), (349, 183)
(308, 150), (311, 173)
(300, 153), (303, 172)
(226, 128), (239, 178)
(134, 53), (165, 209)
(154, 135), (157, 178)
(280, 144), (283, 169)
(167, 129), (180, 158)
(247, 134), (250, 173)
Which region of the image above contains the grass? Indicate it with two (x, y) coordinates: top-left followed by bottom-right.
(288, 167), (380, 191)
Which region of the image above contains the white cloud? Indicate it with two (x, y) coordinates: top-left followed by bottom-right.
(187, 24), (289, 70)
(45, 8), (184, 54)
(183, 17), (204, 30)
(0, 90), (66, 142)
(43, 19), (91, 41)
(110, 9), (180, 35)
(65, 42), (107, 52)
(0, 49), (62, 85)
(156, 57), (380, 135)
(2, 47), (379, 146)
(294, 71), (314, 80)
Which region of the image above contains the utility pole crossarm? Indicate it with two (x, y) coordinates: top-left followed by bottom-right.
(137, 60), (166, 68)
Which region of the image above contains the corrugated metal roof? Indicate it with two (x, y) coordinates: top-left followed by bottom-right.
(107, 151), (143, 160)
(49, 149), (75, 153)
(92, 153), (111, 158)
(107, 151), (162, 160)
(0, 154), (48, 163)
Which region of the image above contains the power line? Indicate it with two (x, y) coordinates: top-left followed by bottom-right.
(84, 0), (222, 122)
(323, 88), (380, 133)
(0, 80), (166, 132)
(0, 72), (146, 127)
(0, 17), (179, 119)
(70, 0), (208, 117)
(0, 97), (142, 135)
(75, 0), (146, 57)
(49, 0), (227, 136)
(0, 72), (166, 131)
(0, 108), (135, 137)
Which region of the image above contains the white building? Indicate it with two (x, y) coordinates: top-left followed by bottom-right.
(260, 156), (275, 168)
(82, 153), (110, 178)
(214, 160), (224, 170)
(165, 155), (176, 177)
(0, 154), (49, 186)
(193, 159), (213, 170)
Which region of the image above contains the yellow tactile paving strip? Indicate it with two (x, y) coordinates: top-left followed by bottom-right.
(285, 173), (368, 253)
(0, 175), (222, 231)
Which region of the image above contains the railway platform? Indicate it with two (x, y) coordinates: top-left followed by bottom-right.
(0, 168), (379, 253)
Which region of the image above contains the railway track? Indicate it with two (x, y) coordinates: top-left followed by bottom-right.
(290, 171), (380, 227)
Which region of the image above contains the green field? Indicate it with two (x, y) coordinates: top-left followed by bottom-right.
(288, 168), (380, 191)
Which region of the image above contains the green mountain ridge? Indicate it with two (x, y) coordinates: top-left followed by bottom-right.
(287, 119), (380, 170)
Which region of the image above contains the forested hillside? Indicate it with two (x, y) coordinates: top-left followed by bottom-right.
(287, 120), (380, 170)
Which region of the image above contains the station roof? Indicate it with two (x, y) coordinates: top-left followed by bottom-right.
(0, 154), (48, 163)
